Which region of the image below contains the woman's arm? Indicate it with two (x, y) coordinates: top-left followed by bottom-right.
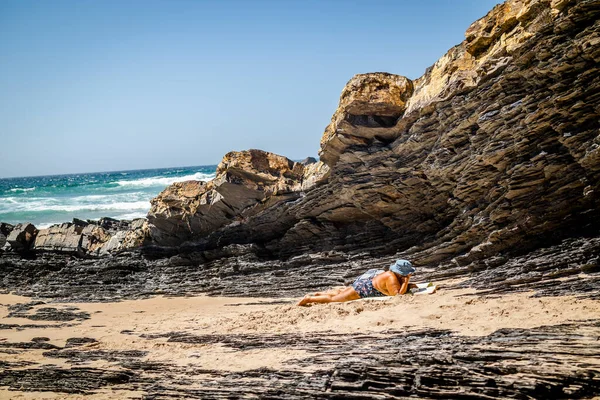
(397, 275), (410, 295)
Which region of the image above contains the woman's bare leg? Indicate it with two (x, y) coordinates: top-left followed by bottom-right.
(313, 287), (344, 296)
(297, 287), (360, 306)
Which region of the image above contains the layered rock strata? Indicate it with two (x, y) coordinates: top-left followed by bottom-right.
(146, 0), (600, 273)
(5, 223), (37, 252)
(1, 218), (148, 256)
(147, 149), (329, 246)
(1, 319), (599, 398)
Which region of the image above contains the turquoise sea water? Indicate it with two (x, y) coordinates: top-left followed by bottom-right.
(0, 165), (217, 228)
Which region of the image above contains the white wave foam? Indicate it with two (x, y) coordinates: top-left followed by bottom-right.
(9, 187), (36, 192)
(115, 172), (215, 188)
(37, 222), (61, 229)
(39, 201), (151, 212)
(72, 192), (149, 202)
(112, 211), (148, 221)
(0, 201), (151, 213)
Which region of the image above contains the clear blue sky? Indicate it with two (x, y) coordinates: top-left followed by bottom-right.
(0, 0), (500, 178)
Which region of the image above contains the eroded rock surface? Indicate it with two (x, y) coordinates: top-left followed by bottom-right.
(148, 149), (328, 246)
(0, 218), (150, 256)
(143, 0), (600, 270)
(1, 322), (598, 398)
(319, 72), (414, 166)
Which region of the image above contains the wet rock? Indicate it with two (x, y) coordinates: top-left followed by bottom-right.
(8, 303), (91, 321)
(0, 368), (135, 394)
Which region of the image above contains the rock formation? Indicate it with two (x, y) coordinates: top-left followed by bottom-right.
(145, 0), (600, 273)
(1, 218), (148, 256)
(147, 149), (328, 246)
(0, 222), (12, 252)
(5, 223), (38, 252)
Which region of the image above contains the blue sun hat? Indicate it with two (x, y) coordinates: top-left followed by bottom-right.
(389, 259), (415, 276)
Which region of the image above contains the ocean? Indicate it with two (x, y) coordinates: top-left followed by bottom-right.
(0, 165), (217, 228)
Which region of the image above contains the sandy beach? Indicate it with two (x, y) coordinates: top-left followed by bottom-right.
(1, 280), (599, 398)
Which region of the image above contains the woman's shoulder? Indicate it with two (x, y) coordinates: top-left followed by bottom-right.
(373, 270), (394, 280)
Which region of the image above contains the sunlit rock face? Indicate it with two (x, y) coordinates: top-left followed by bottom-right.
(319, 73), (414, 167)
(147, 149), (328, 246)
(148, 0), (600, 266)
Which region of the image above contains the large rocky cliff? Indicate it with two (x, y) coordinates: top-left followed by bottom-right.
(147, 0), (600, 274)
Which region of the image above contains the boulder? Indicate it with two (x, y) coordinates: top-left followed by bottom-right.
(33, 223), (84, 254)
(0, 222), (14, 237)
(300, 157), (317, 165)
(319, 72), (413, 167)
(97, 217), (130, 233)
(121, 219), (151, 250)
(80, 225), (111, 255)
(98, 231), (128, 255)
(5, 223), (38, 252)
(30, 219), (146, 256)
(72, 218), (89, 227)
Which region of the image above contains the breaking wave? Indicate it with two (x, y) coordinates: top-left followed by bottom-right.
(0, 164), (217, 226)
(114, 172), (215, 188)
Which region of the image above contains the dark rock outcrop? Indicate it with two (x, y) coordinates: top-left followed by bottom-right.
(1, 321), (598, 398)
(5, 223), (38, 252)
(0, 222), (13, 237)
(0, 0), (597, 304)
(0, 222), (13, 251)
(0, 233), (597, 302)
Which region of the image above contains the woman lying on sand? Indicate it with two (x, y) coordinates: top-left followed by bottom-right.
(297, 259), (416, 306)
